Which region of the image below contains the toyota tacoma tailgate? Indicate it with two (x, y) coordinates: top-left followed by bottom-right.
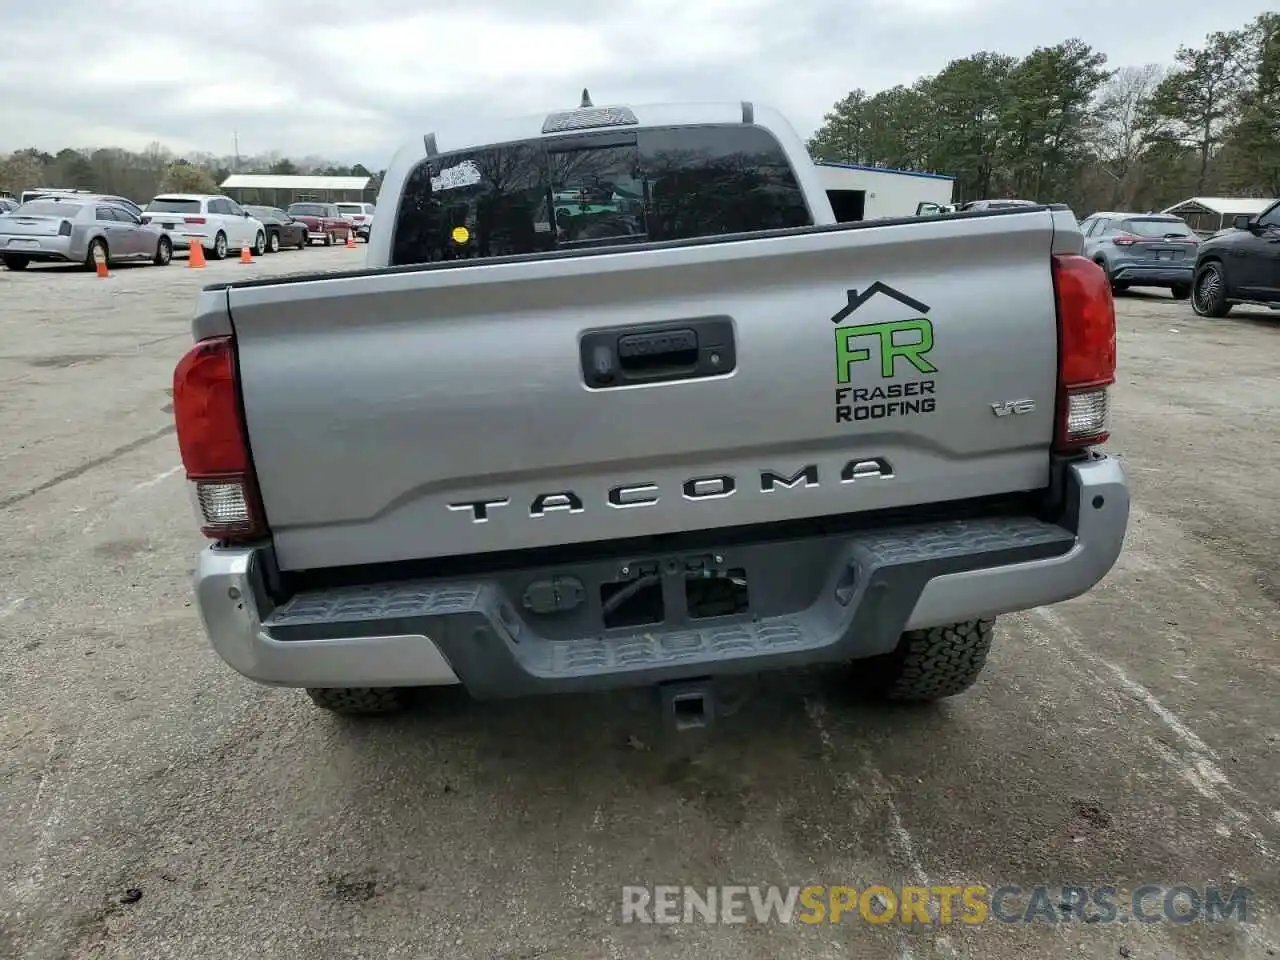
(224, 212), (1060, 571)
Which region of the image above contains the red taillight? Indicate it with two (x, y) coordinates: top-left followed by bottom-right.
(184, 216), (207, 225)
(173, 337), (267, 541)
(1111, 233), (1140, 246)
(1051, 254), (1116, 453)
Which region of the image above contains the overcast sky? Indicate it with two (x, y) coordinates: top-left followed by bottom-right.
(1, 0), (1271, 166)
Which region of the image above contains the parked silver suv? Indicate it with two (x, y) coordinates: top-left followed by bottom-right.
(1080, 211), (1199, 298)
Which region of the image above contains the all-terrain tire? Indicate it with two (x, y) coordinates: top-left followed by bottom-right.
(877, 618), (995, 701)
(306, 687), (410, 715)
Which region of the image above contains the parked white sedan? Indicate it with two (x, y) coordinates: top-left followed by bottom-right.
(141, 194), (266, 260)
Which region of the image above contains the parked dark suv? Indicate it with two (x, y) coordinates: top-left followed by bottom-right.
(1190, 199), (1280, 317)
(1079, 211), (1199, 298)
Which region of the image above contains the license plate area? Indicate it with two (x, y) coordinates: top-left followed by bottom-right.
(506, 537), (846, 643)
(599, 555), (750, 629)
(1158, 250), (1174, 261)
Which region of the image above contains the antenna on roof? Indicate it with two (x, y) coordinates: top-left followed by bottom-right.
(579, 88), (593, 108)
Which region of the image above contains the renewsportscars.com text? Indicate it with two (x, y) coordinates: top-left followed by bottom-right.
(620, 885), (1251, 925)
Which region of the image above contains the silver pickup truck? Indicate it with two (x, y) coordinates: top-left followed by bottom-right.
(175, 100), (1129, 724)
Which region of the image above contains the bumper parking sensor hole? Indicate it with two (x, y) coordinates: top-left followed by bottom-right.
(1092, 495), (1105, 509)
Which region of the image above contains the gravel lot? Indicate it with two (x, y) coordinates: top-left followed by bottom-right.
(1, 250), (1277, 960)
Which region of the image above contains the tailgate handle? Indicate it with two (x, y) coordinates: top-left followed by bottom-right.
(617, 329), (698, 372)
(580, 316), (736, 389)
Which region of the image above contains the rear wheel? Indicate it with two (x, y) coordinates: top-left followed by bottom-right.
(324, 232), (334, 246)
(267, 230), (281, 253)
(306, 687), (410, 716)
(153, 236), (172, 266)
(2, 254), (30, 271)
(84, 238), (108, 270)
(252, 231), (266, 257)
(865, 619), (996, 701)
(297, 231), (308, 249)
(1192, 262), (1231, 317)
(211, 231), (228, 260)
(1170, 283), (1190, 300)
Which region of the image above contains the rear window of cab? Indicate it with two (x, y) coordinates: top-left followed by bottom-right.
(390, 124), (812, 267)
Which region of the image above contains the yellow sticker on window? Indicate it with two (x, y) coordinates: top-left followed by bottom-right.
(451, 226), (470, 245)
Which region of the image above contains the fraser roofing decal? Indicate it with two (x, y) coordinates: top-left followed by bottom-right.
(829, 282), (938, 424)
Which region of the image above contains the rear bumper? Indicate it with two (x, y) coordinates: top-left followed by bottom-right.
(1111, 262), (1193, 284)
(0, 236), (75, 260)
(158, 230), (211, 250)
(193, 456), (1128, 697)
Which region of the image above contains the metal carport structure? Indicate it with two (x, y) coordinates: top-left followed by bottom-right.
(1161, 196), (1275, 236)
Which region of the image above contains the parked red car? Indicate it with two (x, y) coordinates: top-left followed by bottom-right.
(286, 202), (353, 246)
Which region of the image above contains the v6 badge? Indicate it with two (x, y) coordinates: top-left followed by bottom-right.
(991, 399), (1036, 416)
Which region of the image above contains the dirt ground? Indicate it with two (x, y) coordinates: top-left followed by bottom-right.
(0, 249), (1277, 960)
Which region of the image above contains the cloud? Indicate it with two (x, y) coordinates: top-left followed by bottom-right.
(0, 0), (1273, 167)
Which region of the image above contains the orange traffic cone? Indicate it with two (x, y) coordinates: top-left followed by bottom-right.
(95, 258), (109, 279)
(240, 243), (253, 264)
(188, 240), (206, 268)
(346, 231), (356, 249)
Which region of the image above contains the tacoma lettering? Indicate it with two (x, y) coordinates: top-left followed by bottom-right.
(446, 497), (510, 522)
(683, 475), (736, 500)
(530, 491), (584, 517)
(608, 483), (660, 508)
(447, 459), (894, 521)
(760, 465), (819, 492)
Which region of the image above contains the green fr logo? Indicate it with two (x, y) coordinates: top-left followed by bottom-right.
(835, 318), (937, 383)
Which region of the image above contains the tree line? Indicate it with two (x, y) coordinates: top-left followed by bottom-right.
(0, 143), (383, 203)
(806, 13), (1279, 213)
